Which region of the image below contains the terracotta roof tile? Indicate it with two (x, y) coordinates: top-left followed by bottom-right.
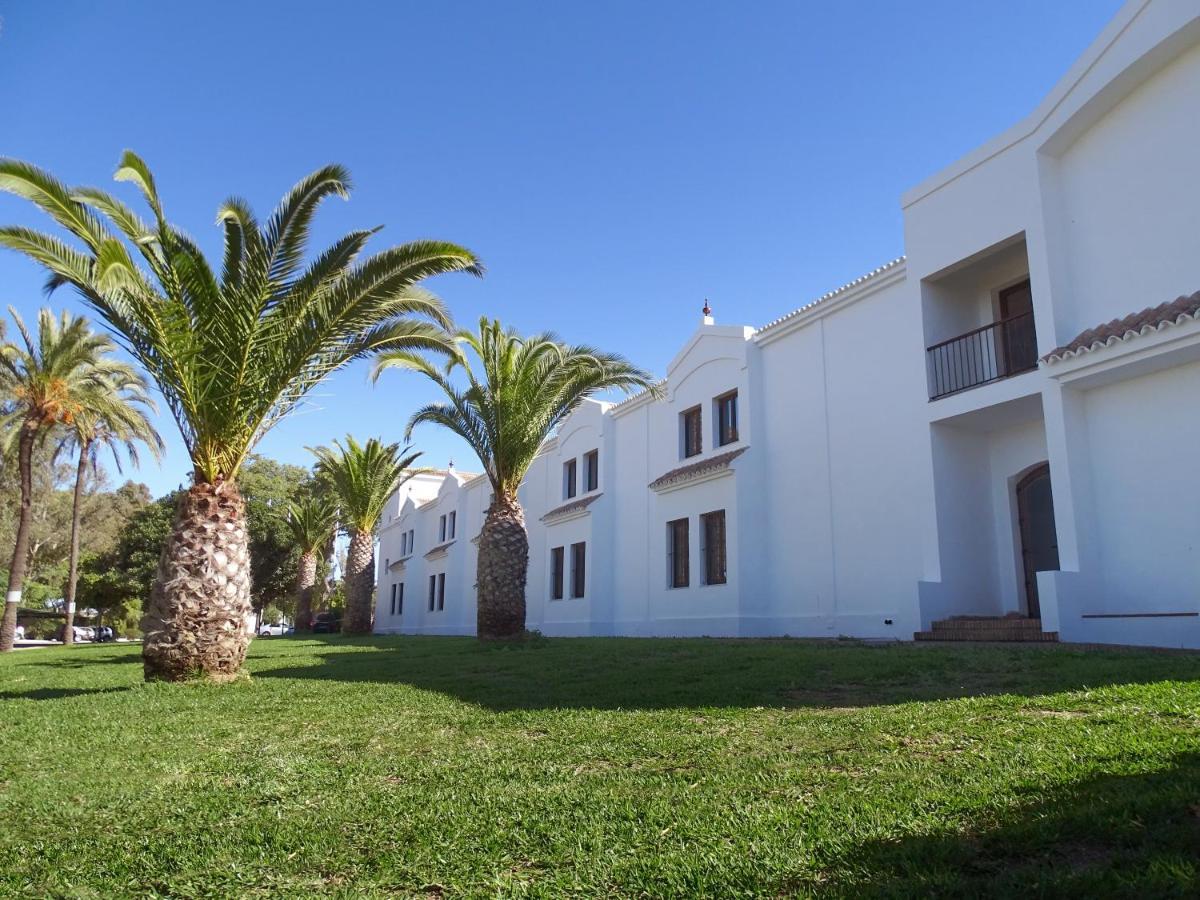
(648, 447), (746, 491)
(1043, 290), (1200, 363)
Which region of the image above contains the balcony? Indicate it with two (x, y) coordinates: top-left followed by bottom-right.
(927, 312), (1037, 400)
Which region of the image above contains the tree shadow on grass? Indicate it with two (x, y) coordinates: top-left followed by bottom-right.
(0, 686), (131, 702)
(802, 751), (1200, 897)
(252, 635), (1200, 711)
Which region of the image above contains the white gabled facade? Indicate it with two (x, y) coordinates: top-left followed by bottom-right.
(377, 0), (1200, 649)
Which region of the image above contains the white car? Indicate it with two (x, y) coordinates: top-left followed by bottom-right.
(258, 623), (286, 637)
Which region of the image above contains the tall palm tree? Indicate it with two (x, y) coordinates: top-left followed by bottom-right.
(58, 367), (163, 645)
(283, 494), (338, 633)
(0, 308), (130, 651)
(373, 317), (656, 640)
(0, 153), (480, 680)
(310, 436), (421, 635)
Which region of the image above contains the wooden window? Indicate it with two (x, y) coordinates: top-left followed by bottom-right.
(428, 575), (436, 611)
(584, 449), (599, 492)
(390, 583), (397, 615)
(681, 406), (702, 458)
(715, 391), (738, 446)
(397, 582), (404, 615)
(667, 518), (689, 588)
(448, 510), (456, 540)
(701, 510), (727, 585)
(436, 572), (446, 610)
(563, 458), (577, 499)
(550, 546), (565, 600)
(570, 542), (586, 598)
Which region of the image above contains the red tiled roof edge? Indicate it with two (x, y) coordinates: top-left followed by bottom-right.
(648, 447), (747, 491)
(540, 493), (602, 522)
(1043, 290), (1200, 363)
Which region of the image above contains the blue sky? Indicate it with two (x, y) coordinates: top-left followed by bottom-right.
(0, 0), (1123, 496)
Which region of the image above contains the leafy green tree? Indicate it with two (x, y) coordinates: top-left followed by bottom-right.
(0, 154), (479, 679)
(238, 456), (315, 621)
(283, 495), (338, 632)
(310, 437), (421, 635)
(0, 308), (133, 651)
(58, 367), (162, 643)
(374, 318), (655, 640)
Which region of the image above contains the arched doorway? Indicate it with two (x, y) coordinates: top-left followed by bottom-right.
(1016, 462), (1059, 618)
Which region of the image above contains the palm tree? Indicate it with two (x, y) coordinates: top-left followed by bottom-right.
(58, 367), (163, 645)
(372, 317), (656, 640)
(310, 436), (421, 635)
(0, 154), (480, 680)
(283, 495), (338, 633)
(0, 308), (130, 651)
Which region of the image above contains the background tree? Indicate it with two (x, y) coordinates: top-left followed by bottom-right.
(77, 489), (178, 634)
(310, 437), (420, 635)
(283, 495), (338, 632)
(374, 318), (655, 640)
(238, 456), (315, 625)
(0, 308), (128, 651)
(57, 366), (162, 643)
(0, 154), (479, 679)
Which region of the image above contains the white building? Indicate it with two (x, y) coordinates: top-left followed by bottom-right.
(376, 0), (1200, 649)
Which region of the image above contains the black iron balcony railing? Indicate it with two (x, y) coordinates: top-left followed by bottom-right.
(927, 311), (1037, 400)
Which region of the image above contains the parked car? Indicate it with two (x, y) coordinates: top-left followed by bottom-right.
(311, 611), (341, 634)
(258, 622), (287, 637)
(57, 624), (93, 643)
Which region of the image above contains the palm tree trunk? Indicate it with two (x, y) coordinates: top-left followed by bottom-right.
(0, 422), (37, 652)
(475, 492), (528, 640)
(62, 440), (91, 647)
(141, 479), (252, 682)
(342, 529), (375, 635)
(294, 550), (317, 632)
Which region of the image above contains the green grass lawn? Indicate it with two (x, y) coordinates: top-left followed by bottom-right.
(2, 636), (1198, 898)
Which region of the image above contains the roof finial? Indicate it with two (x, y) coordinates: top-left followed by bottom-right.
(447, 458), (455, 471)
(702, 298), (714, 325)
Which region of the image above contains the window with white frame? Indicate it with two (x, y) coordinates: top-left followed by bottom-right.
(667, 518), (689, 588)
(550, 546), (564, 600)
(563, 458), (577, 500)
(438, 514), (447, 542)
(584, 449), (599, 492)
(390, 583), (397, 615)
(570, 542), (586, 598)
(448, 510), (456, 540)
(436, 573), (446, 610)
(700, 509), (727, 585)
(428, 575), (436, 611)
(715, 390), (738, 446)
(681, 406), (702, 458)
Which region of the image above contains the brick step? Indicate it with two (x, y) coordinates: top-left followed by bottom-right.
(916, 615), (1058, 643)
(931, 619), (1044, 632)
(915, 629), (1059, 642)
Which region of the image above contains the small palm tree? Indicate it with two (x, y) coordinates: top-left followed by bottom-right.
(0, 308), (130, 651)
(283, 495), (338, 633)
(0, 154), (480, 679)
(373, 317), (656, 640)
(58, 367), (163, 645)
(310, 436), (421, 635)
